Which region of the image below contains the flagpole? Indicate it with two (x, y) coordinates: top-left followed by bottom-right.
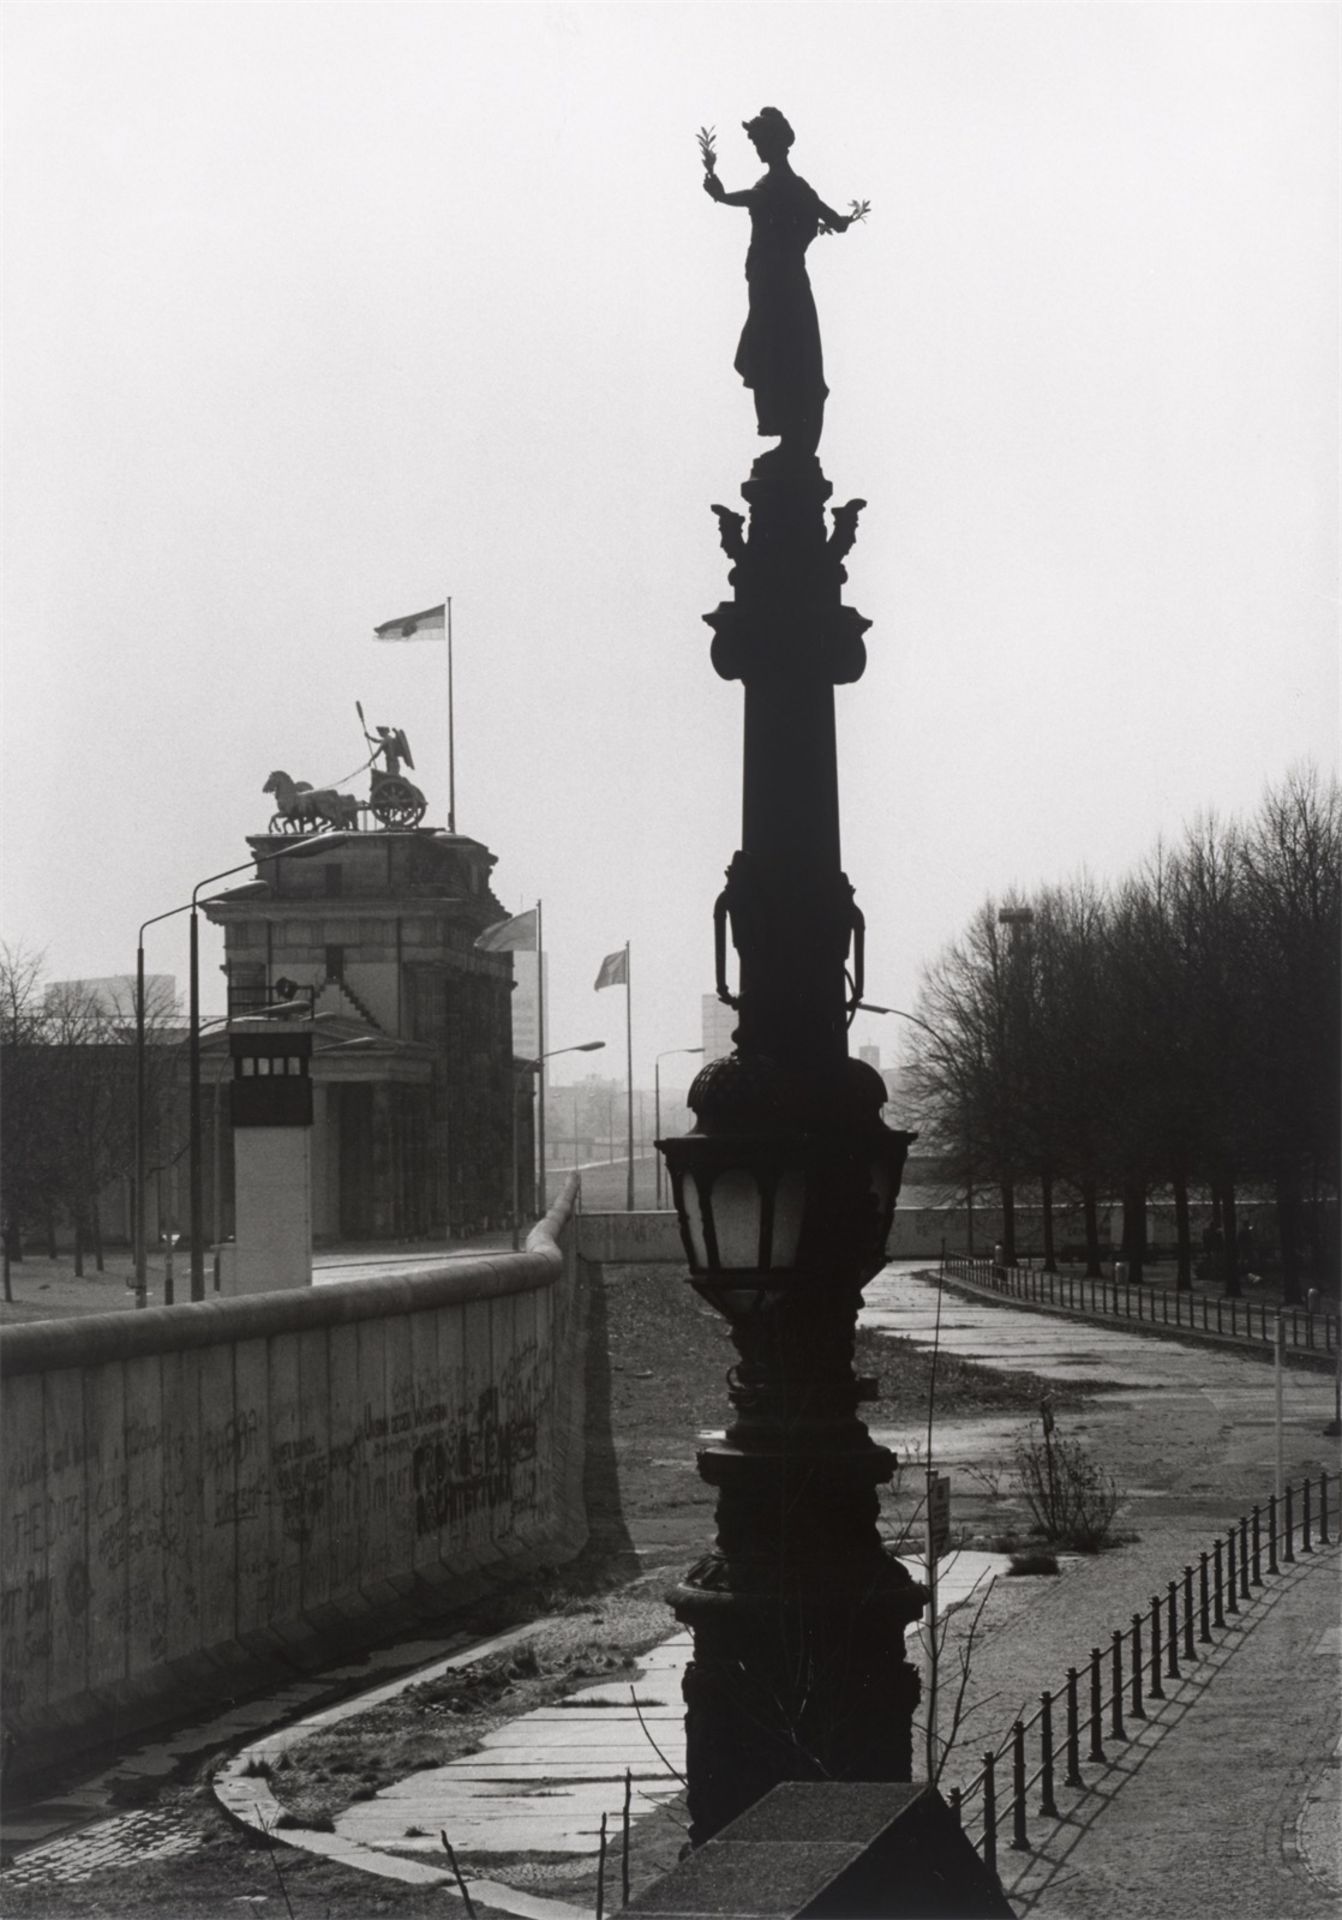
(535, 899), (546, 1218)
(624, 941), (634, 1212)
(446, 596), (456, 833)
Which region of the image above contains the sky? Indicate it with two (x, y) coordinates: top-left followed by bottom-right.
(3, 2), (1337, 1090)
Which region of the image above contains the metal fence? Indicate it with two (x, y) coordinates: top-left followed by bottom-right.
(945, 1470), (1334, 1875)
(943, 1255), (1339, 1359)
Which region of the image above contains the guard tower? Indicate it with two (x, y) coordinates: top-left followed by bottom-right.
(224, 1020), (314, 1292)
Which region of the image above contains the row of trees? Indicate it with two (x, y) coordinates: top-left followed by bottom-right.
(905, 767), (1340, 1300)
(0, 947), (178, 1273)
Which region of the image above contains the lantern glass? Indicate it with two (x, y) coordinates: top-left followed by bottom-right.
(711, 1168), (763, 1269)
(682, 1172), (710, 1268)
(769, 1167), (807, 1269)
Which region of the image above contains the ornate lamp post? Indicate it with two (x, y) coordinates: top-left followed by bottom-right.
(657, 110), (925, 1846)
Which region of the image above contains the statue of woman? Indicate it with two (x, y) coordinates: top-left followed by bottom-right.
(703, 109), (858, 458)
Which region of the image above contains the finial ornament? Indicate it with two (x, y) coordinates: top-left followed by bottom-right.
(700, 111), (868, 457)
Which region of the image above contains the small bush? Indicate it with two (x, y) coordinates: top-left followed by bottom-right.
(1014, 1412), (1122, 1552)
(1007, 1549), (1060, 1577)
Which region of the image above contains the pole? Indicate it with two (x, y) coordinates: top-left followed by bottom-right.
(212, 1074), (223, 1281)
(655, 1058), (663, 1209)
(446, 596), (456, 834)
(535, 900), (546, 1217)
(135, 942), (147, 1307)
(624, 943), (634, 1211)
(925, 1465), (939, 1778)
(189, 904), (204, 1301)
(510, 1066), (521, 1251)
(1275, 1311), (1285, 1502)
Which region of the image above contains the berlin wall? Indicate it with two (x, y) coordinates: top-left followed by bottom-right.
(1, 1185), (587, 1776)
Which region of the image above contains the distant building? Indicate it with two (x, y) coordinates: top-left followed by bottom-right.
(858, 1043), (881, 1071)
(204, 824), (527, 1241)
(701, 993), (736, 1062)
(512, 948), (549, 1063)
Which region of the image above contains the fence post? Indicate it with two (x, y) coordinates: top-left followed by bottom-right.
(1284, 1483), (1295, 1563)
(1321, 1470), (1330, 1545)
(1039, 1694), (1058, 1818)
(1249, 1511), (1261, 1588)
(1066, 1668), (1083, 1785)
(1130, 1614), (1146, 1719)
(949, 1786), (962, 1829)
(1183, 1566), (1196, 1662)
(1202, 1298), (1208, 1332)
(1239, 1517), (1251, 1599)
(1199, 1552), (1212, 1642)
(1226, 1528), (1239, 1616)
(982, 1753), (997, 1875)
(1267, 1495), (1279, 1576)
(1166, 1580), (1180, 1680)
(1231, 1300), (1237, 1337)
(1149, 1595), (1165, 1699)
(1217, 1299), (1223, 1335)
(1011, 1722), (1029, 1851)
(1302, 1477), (1313, 1552)
(1108, 1633), (1124, 1744)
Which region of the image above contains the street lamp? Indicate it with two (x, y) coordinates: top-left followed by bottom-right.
(654, 1048), (703, 1208)
(655, 368), (923, 1840)
(135, 834), (346, 1306)
(996, 906), (1034, 1268)
(511, 1042), (604, 1246)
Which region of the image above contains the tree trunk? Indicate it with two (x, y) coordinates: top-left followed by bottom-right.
(1041, 1173), (1057, 1273)
(1276, 1167), (1302, 1305)
(1220, 1176), (1241, 1297)
(1173, 1171), (1192, 1290)
(73, 1214), (84, 1278)
(1081, 1181), (1102, 1277)
(92, 1195), (104, 1273)
(999, 1180), (1016, 1266)
(1121, 1180), (1145, 1286)
(45, 1210), (57, 1260)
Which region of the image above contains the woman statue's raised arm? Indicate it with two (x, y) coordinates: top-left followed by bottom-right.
(703, 171), (753, 208)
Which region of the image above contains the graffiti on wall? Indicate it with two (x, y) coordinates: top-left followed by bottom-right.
(2, 1307), (557, 1733)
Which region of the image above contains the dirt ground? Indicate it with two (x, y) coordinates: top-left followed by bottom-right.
(1, 1264), (1113, 1919)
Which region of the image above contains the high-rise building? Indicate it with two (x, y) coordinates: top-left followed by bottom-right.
(701, 992), (736, 1062)
(511, 948), (549, 1063)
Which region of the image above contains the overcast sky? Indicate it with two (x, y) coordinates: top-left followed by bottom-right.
(4, 2), (1336, 1087)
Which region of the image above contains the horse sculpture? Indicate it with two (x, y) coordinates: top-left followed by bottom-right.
(263, 771), (360, 834)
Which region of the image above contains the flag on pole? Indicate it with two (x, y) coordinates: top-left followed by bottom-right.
(594, 948), (628, 991)
(474, 908), (538, 953)
(373, 604), (447, 641)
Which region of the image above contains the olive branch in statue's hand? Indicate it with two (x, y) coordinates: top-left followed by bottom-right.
(697, 126), (718, 173)
(847, 199), (871, 224)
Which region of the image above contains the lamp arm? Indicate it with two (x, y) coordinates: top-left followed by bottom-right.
(713, 885), (740, 1009)
(846, 900), (866, 1014)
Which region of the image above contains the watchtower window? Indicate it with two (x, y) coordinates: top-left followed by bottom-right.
(326, 945), (344, 979)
